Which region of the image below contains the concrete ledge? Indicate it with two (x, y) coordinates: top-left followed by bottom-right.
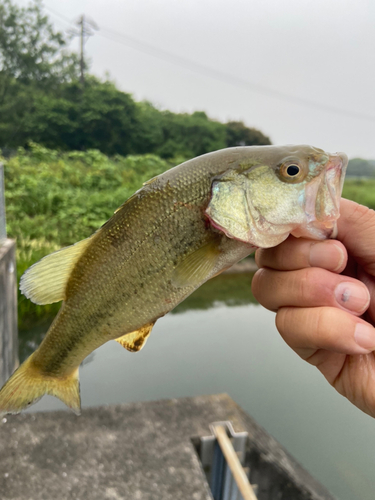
(0, 394), (335, 500)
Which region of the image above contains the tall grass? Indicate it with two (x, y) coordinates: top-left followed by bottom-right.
(342, 178), (375, 210)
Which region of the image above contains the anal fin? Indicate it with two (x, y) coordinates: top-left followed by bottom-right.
(115, 322), (155, 352)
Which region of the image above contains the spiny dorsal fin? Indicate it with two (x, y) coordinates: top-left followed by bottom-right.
(19, 237), (92, 305)
(172, 242), (221, 288)
(116, 323), (155, 352)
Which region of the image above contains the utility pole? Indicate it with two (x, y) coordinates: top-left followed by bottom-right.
(79, 15), (85, 85)
(69, 15), (98, 86)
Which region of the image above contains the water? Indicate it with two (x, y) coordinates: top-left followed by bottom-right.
(21, 272), (375, 500)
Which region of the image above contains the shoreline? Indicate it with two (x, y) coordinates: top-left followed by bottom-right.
(224, 258), (258, 274)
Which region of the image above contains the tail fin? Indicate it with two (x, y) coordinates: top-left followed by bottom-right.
(0, 354), (81, 418)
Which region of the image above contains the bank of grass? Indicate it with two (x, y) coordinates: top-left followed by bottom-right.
(3, 145), (375, 329)
(342, 178), (375, 210)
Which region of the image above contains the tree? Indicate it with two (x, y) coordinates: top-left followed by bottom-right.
(133, 105), (229, 159)
(155, 110), (227, 158)
(225, 121), (271, 147)
(346, 158), (375, 177)
(1, 78), (140, 155)
(0, 0), (80, 149)
(0, 0), (78, 99)
(0, 0), (272, 157)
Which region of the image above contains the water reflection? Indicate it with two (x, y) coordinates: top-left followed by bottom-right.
(18, 271), (375, 500)
(173, 271), (257, 313)
(18, 271), (257, 363)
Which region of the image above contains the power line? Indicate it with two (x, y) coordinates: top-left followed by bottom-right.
(44, 5), (375, 122)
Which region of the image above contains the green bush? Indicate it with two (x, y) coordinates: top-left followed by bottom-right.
(342, 178), (375, 210)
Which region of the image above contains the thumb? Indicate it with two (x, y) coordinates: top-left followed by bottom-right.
(337, 199), (375, 276)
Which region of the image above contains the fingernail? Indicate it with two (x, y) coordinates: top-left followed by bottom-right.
(310, 242), (345, 271)
(334, 282), (370, 313)
(354, 324), (375, 351)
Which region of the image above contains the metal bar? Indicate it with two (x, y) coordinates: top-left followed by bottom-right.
(214, 425), (258, 500)
(0, 164), (6, 244)
(210, 440), (226, 499)
(222, 461), (233, 500)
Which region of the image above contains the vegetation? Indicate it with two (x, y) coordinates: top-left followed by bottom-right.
(0, 0), (270, 158)
(342, 178), (375, 210)
(346, 158), (375, 177)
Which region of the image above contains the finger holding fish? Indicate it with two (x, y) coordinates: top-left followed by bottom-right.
(252, 266), (370, 315)
(255, 199), (375, 325)
(254, 198), (375, 418)
(255, 236), (347, 273)
(276, 306), (375, 358)
(275, 305), (375, 417)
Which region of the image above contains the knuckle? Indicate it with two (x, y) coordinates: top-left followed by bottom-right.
(295, 268), (311, 301)
(297, 267), (331, 305)
(314, 307), (337, 344)
(275, 307), (290, 337)
(252, 268), (279, 309)
(251, 269), (263, 300)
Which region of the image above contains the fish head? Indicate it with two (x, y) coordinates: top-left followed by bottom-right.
(205, 145), (348, 248)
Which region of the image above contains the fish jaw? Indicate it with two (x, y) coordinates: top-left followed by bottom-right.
(205, 149), (348, 248)
(290, 152), (348, 240)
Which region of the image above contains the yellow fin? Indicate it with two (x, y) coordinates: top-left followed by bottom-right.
(172, 242), (221, 287)
(19, 237), (92, 305)
(115, 322), (155, 352)
(0, 355), (81, 418)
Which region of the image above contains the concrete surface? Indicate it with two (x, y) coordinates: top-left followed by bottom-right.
(0, 394), (335, 500)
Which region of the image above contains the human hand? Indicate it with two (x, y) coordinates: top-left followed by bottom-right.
(252, 199), (375, 417)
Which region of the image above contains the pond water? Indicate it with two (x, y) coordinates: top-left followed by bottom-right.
(21, 272), (375, 500)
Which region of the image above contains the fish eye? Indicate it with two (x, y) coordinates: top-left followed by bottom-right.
(286, 164), (300, 177)
(277, 159), (307, 183)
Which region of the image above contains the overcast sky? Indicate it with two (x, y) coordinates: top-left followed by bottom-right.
(17, 0), (375, 159)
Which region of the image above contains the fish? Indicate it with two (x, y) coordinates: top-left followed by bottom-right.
(0, 145), (348, 417)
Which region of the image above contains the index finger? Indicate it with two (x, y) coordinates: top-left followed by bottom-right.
(255, 237), (347, 272)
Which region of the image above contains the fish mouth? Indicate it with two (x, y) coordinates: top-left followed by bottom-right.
(292, 151), (348, 240)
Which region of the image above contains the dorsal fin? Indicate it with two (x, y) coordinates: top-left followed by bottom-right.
(19, 237), (92, 305)
(115, 323), (155, 352)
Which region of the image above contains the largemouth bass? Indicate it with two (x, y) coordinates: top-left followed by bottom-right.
(0, 145), (347, 416)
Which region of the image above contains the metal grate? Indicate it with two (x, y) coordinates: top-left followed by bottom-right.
(0, 163), (6, 244)
(199, 421), (258, 500)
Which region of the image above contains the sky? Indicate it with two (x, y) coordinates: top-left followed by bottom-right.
(16, 0), (375, 159)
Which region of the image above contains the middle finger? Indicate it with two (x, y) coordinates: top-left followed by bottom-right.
(252, 267), (370, 315)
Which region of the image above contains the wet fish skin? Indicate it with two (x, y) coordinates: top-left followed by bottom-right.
(0, 145), (347, 417)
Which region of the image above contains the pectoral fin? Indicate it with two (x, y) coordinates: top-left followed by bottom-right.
(20, 237), (92, 305)
(115, 322), (155, 352)
(172, 242), (221, 288)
